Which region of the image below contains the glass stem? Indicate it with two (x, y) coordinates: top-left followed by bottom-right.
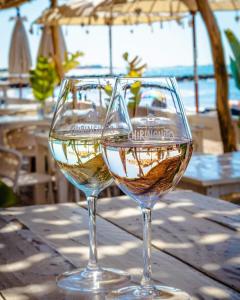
(87, 195), (99, 271)
(141, 207), (152, 289)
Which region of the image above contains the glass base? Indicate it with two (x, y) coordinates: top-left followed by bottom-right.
(111, 285), (191, 299)
(56, 267), (131, 293)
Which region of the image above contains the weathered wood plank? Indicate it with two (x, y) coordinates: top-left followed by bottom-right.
(182, 152), (240, 186)
(92, 195), (240, 292)
(0, 218), (104, 300)
(1, 204), (240, 300)
(0, 218), (64, 299)
(162, 190), (240, 231)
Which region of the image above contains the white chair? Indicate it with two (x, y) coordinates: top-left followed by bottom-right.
(0, 146), (22, 193)
(3, 125), (37, 160)
(0, 146), (54, 203)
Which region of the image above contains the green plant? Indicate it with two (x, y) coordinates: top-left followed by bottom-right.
(224, 29), (240, 127)
(63, 51), (84, 75)
(225, 29), (240, 90)
(123, 52), (147, 77)
(0, 181), (18, 207)
(30, 51), (84, 103)
(103, 83), (113, 108)
(123, 52), (146, 114)
(30, 56), (56, 103)
(128, 80), (141, 115)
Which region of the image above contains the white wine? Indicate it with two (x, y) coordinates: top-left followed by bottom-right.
(49, 133), (113, 195)
(102, 140), (192, 208)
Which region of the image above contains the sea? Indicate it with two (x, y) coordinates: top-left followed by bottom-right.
(1, 65), (240, 112)
(144, 65), (240, 112)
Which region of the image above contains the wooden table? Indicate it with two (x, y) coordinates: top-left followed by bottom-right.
(0, 77), (29, 100)
(0, 115), (51, 126)
(180, 152), (240, 198)
(0, 104), (40, 116)
(0, 190), (239, 300)
(187, 112), (240, 148)
(0, 115), (51, 145)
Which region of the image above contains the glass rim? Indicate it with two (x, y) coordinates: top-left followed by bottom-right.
(116, 76), (177, 80)
(63, 75), (116, 81)
(62, 76), (177, 80)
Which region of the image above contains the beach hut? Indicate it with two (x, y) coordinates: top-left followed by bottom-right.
(35, 0), (240, 114)
(36, 0), (184, 75)
(35, 0), (239, 152)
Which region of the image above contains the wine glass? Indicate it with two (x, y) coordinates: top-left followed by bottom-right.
(101, 77), (193, 299)
(48, 77), (130, 293)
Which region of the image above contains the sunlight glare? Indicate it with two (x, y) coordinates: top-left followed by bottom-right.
(1, 282), (55, 298)
(168, 216), (186, 222)
(32, 218), (72, 225)
(169, 202), (193, 208)
(47, 230), (88, 239)
(226, 256), (240, 265)
(0, 253), (50, 272)
(0, 210), (23, 216)
(152, 219), (164, 225)
(200, 286), (230, 298)
(202, 263), (221, 271)
(59, 246), (89, 260)
(0, 222), (22, 233)
(154, 240), (193, 249)
(33, 206), (57, 213)
(97, 241), (140, 258)
(102, 207), (140, 219)
(198, 233), (229, 245)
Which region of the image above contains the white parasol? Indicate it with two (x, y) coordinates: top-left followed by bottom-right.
(8, 14), (32, 75)
(38, 25), (67, 62)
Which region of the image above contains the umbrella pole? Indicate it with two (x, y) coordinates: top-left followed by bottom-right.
(50, 0), (64, 80)
(192, 12), (199, 113)
(196, 0), (237, 152)
(109, 25), (113, 75)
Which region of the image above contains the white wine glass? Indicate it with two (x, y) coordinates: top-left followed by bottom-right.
(101, 77), (193, 299)
(48, 77), (130, 293)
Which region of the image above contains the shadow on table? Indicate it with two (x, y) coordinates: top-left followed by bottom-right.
(0, 193), (239, 300)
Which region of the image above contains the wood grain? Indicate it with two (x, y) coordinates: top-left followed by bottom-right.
(179, 152), (240, 198)
(162, 190), (240, 231)
(0, 217), (111, 300)
(1, 204), (240, 300)
(0, 218), (65, 299)
(92, 194), (240, 292)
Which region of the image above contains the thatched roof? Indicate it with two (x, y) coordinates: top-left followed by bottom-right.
(36, 0), (185, 26)
(0, 0), (31, 10)
(36, 0), (240, 26)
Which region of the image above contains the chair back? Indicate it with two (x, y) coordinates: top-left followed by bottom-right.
(0, 146), (22, 192)
(4, 126), (37, 157)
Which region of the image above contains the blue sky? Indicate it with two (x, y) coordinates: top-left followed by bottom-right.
(0, 0), (240, 69)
